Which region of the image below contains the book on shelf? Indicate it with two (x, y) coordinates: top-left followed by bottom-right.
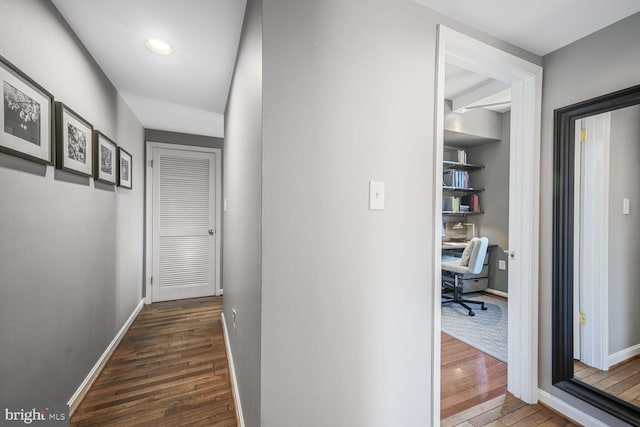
(461, 194), (480, 213)
(442, 196), (460, 212)
(443, 170), (470, 188)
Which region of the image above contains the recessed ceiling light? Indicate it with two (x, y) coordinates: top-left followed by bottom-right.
(145, 38), (172, 55)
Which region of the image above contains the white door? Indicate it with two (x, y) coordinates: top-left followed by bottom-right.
(574, 114), (610, 370)
(151, 147), (218, 302)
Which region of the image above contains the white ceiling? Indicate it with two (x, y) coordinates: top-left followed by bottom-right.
(446, 64), (511, 113)
(415, 0), (640, 56)
(52, 0), (247, 137)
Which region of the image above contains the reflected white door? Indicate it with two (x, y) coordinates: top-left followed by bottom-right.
(574, 113), (610, 370)
(151, 147), (218, 302)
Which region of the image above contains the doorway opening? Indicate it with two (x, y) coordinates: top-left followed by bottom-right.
(431, 26), (543, 427)
(440, 63), (511, 419)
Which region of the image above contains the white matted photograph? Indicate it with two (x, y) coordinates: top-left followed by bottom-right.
(117, 147), (132, 189)
(93, 130), (117, 184)
(0, 55), (54, 164)
(55, 102), (93, 176)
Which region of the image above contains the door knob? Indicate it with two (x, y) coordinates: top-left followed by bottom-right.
(208, 229), (214, 235)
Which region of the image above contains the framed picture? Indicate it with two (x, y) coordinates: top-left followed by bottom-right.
(117, 147), (132, 189)
(0, 54), (54, 164)
(93, 130), (117, 184)
(55, 102), (93, 176)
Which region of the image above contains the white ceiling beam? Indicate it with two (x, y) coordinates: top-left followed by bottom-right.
(451, 80), (511, 112)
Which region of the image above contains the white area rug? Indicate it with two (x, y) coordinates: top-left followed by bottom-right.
(441, 293), (508, 362)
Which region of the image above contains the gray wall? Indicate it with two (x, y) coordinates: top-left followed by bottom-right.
(222, 0), (261, 426)
(0, 0), (144, 407)
(467, 112), (510, 293)
(608, 105), (640, 355)
(145, 128), (223, 150)
(541, 11), (640, 426)
(261, 0), (538, 425)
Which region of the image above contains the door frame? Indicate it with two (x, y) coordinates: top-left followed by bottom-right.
(432, 26), (543, 425)
(144, 141), (222, 304)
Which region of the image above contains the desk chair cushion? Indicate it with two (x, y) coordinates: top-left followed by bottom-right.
(468, 237), (489, 275)
(459, 239), (476, 266)
(442, 237), (489, 275)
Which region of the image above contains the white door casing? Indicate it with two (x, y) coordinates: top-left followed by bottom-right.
(432, 26), (543, 426)
(145, 142), (222, 303)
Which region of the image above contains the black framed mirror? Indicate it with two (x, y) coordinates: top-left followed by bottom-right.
(553, 84), (640, 426)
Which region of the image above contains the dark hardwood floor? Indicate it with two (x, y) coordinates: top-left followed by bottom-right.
(70, 296), (237, 427)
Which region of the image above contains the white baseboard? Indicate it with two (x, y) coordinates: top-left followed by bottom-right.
(221, 312), (245, 427)
(538, 389), (609, 427)
(67, 299), (145, 416)
(485, 288), (508, 298)
(609, 342), (640, 367)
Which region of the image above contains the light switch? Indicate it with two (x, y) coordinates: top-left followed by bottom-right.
(369, 181), (385, 210)
(223, 198), (228, 212)
(623, 198), (630, 215)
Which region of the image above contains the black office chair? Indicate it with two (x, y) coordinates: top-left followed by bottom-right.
(441, 237), (489, 316)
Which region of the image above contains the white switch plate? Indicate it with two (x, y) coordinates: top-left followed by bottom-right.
(223, 198), (228, 212)
(499, 260), (506, 270)
(623, 198), (630, 215)
(369, 181), (385, 210)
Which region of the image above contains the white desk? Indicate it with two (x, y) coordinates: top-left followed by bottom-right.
(442, 241), (469, 250)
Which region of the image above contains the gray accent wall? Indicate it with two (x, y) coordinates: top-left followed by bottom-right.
(541, 11), (640, 426)
(0, 0), (144, 407)
(222, 0), (261, 426)
(467, 112), (510, 293)
(608, 105), (640, 356)
(260, 0), (538, 425)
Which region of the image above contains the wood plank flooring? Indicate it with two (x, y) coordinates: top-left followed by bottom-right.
(70, 296), (237, 427)
(441, 332), (508, 419)
(575, 358), (640, 407)
(442, 333), (577, 426)
(441, 393), (580, 427)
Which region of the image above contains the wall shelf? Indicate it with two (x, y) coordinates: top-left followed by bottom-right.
(442, 156), (483, 216)
(443, 211), (484, 216)
(443, 160), (484, 172)
(443, 186), (483, 194)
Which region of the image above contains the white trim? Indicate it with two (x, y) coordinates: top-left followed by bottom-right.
(575, 115), (610, 371)
(221, 313), (245, 427)
(609, 343), (640, 367)
(432, 25), (543, 425)
(538, 389), (609, 427)
(67, 299), (145, 416)
(145, 141), (223, 304)
(484, 288), (508, 298)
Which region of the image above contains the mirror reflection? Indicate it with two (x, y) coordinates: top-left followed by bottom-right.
(572, 104), (640, 408)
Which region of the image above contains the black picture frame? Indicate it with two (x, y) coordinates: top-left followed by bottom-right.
(0, 54), (54, 165)
(552, 84), (640, 426)
(93, 130), (117, 185)
(117, 147), (132, 189)
(55, 102), (94, 177)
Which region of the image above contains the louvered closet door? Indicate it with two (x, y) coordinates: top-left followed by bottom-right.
(152, 148), (216, 302)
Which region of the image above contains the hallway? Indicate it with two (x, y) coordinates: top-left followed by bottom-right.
(70, 297), (237, 426)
